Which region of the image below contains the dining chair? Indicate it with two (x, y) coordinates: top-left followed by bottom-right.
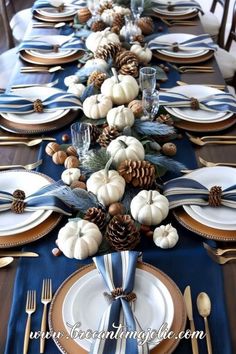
(10, 8), (32, 44)
(0, 0), (15, 49)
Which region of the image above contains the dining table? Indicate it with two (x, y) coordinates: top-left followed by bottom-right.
(0, 2), (236, 354)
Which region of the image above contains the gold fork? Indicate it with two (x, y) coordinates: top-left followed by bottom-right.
(199, 157), (236, 167)
(0, 159), (43, 170)
(24, 290), (36, 354)
(186, 133), (236, 146)
(40, 279), (52, 353)
(211, 254), (236, 264)
(203, 242), (236, 256)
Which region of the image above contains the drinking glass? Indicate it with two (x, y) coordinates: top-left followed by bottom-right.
(139, 67), (157, 93)
(131, 0), (144, 19)
(71, 122), (91, 162)
(87, 0), (100, 20)
(142, 89), (159, 120)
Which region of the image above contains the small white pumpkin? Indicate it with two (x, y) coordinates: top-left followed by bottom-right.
(130, 43), (152, 64)
(101, 68), (139, 105)
(113, 5), (131, 16)
(107, 105), (134, 131)
(85, 28), (120, 53)
(101, 9), (116, 25)
(84, 58), (109, 73)
(83, 94), (113, 119)
(107, 135), (145, 167)
(67, 83), (86, 97)
(120, 24), (142, 40)
(64, 75), (80, 87)
(61, 168), (81, 185)
(86, 163), (126, 206)
(153, 224), (179, 249)
(130, 190), (169, 226)
(57, 219), (102, 259)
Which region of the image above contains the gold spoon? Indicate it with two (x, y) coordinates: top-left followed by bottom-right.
(197, 292), (212, 354)
(0, 138), (43, 147)
(0, 257), (14, 268)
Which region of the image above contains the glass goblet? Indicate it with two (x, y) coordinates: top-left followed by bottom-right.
(131, 0), (144, 19)
(139, 67), (157, 94)
(71, 122), (91, 163)
(142, 89), (159, 121)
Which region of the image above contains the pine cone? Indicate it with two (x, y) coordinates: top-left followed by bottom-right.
(91, 20), (106, 32)
(136, 17), (154, 35)
(87, 71), (107, 89)
(11, 189), (26, 214)
(97, 126), (120, 147)
(112, 13), (125, 30)
(119, 63), (139, 77)
(111, 25), (120, 35)
(106, 214), (140, 251)
(118, 160), (156, 188)
(34, 99), (43, 113)
(84, 207), (107, 229)
(156, 114), (174, 126)
(89, 124), (102, 144)
(132, 34), (145, 44)
(98, 1), (113, 14)
(95, 42), (121, 61)
(115, 50), (139, 69)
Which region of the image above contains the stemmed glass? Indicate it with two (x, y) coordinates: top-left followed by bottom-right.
(142, 89), (159, 120)
(139, 67), (157, 94)
(71, 122), (91, 163)
(87, 0), (100, 21)
(131, 0), (144, 19)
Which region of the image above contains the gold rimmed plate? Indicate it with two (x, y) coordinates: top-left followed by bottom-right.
(153, 49), (214, 64)
(173, 115), (236, 132)
(20, 50), (83, 66)
(33, 12), (74, 23)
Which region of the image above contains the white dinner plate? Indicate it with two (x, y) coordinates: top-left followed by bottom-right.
(2, 87), (69, 125)
(164, 85), (233, 123)
(153, 34), (207, 58)
(183, 167), (236, 227)
(37, 6), (77, 18)
(0, 170), (52, 233)
(62, 268), (174, 351)
(152, 0), (197, 16)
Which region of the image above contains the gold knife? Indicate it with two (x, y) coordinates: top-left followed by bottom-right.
(184, 286), (199, 354)
(0, 252), (39, 257)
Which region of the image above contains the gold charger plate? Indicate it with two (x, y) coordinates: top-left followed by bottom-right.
(174, 115), (236, 132)
(0, 110), (79, 135)
(49, 262), (187, 354)
(20, 50), (83, 66)
(33, 12), (74, 22)
(174, 208), (236, 241)
(153, 50), (214, 64)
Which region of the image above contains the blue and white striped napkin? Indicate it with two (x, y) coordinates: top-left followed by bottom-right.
(148, 34), (217, 52)
(32, 0), (86, 11)
(152, 0), (202, 12)
(91, 251), (149, 354)
(159, 91), (236, 113)
(18, 37), (86, 52)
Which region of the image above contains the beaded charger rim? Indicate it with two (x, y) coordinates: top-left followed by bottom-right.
(49, 262), (187, 354)
(173, 114), (236, 132)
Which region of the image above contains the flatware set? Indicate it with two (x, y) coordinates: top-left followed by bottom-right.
(171, 65), (214, 73)
(184, 286), (199, 354)
(24, 290), (36, 354)
(199, 157), (236, 167)
(203, 243), (236, 264)
(187, 133), (236, 146)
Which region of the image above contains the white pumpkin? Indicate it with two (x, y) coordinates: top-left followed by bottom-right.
(107, 105), (134, 131)
(113, 5), (131, 16)
(107, 135), (145, 167)
(153, 224), (179, 249)
(61, 168), (81, 185)
(57, 219), (102, 259)
(86, 168), (126, 206)
(64, 75), (80, 87)
(83, 94), (113, 119)
(84, 58), (109, 73)
(85, 28), (120, 53)
(120, 24), (142, 40)
(67, 83), (86, 97)
(101, 69), (139, 105)
(130, 190), (169, 226)
(101, 9), (115, 25)
(130, 43), (152, 64)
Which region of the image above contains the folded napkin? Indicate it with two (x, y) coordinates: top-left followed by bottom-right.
(0, 181), (86, 215)
(18, 37), (86, 52)
(163, 177), (236, 209)
(152, 0), (202, 12)
(0, 91), (82, 113)
(148, 34), (217, 52)
(159, 91), (236, 113)
(91, 251), (149, 354)
(32, 0), (86, 11)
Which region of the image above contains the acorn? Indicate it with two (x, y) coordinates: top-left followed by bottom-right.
(66, 146), (78, 157)
(45, 142), (60, 156)
(52, 247), (62, 257)
(108, 202), (125, 216)
(162, 142), (177, 157)
(64, 156), (80, 169)
(52, 151), (67, 165)
(62, 133), (70, 142)
(70, 181), (87, 190)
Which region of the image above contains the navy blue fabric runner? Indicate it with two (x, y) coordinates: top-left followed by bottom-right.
(4, 18), (233, 354)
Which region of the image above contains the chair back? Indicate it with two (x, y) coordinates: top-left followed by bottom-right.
(208, 0), (230, 48)
(225, 0), (236, 51)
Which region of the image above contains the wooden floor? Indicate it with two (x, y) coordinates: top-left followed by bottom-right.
(0, 0), (34, 54)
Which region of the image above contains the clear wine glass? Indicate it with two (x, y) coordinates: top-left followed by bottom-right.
(139, 67), (157, 93)
(87, 0), (100, 20)
(71, 122), (91, 163)
(142, 89), (159, 120)
(131, 0), (144, 19)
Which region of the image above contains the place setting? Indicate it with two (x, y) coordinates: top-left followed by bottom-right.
(151, 0), (202, 20)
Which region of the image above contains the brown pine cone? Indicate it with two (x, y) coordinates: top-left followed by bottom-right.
(97, 126), (120, 147)
(132, 34), (145, 44)
(91, 20), (106, 32)
(118, 160), (156, 188)
(156, 114), (174, 126)
(113, 13), (125, 30)
(137, 17), (154, 35)
(98, 1), (113, 14)
(106, 214), (140, 251)
(84, 207), (107, 229)
(115, 50), (139, 69)
(87, 71), (107, 89)
(119, 63), (139, 77)
(111, 25), (120, 34)
(34, 99), (43, 113)
(95, 42), (121, 61)
(89, 124), (102, 144)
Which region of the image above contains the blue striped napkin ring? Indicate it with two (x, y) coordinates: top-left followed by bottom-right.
(11, 189), (26, 213)
(209, 186), (222, 207)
